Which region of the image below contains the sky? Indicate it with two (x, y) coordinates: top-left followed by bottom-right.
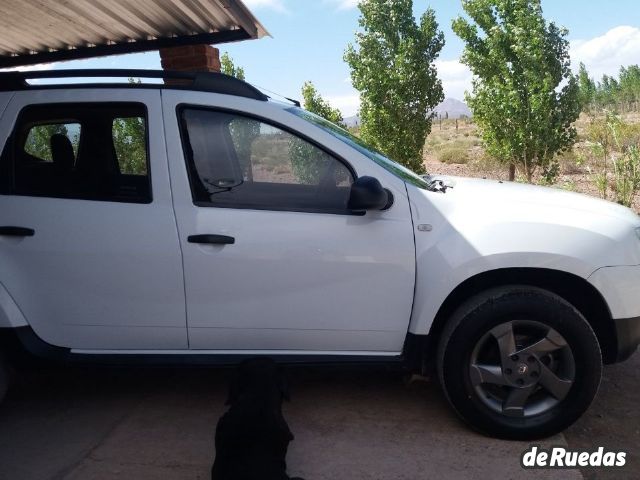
(16, 0), (640, 117)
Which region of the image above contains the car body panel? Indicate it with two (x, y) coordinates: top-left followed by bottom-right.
(0, 281), (28, 328)
(0, 89), (187, 349)
(0, 93), (13, 124)
(589, 265), (640, 319)
(161, 90), (416, 352)
(0, 86), (639, 358)
(407, 177), (640, 335)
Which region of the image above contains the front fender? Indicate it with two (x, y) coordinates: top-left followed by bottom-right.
(406, 181), (640, 335)
(408, 250), (599, 335)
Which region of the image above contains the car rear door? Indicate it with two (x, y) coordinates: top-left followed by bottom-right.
(0, 89), (187, 350)
(162, 90), (416, 354)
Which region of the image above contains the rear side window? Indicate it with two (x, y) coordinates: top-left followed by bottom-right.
(179, 108), (354, 214)
(24, 123), (80, 162)
(0, 103), (151, 203)
(112, 116), (147, 175)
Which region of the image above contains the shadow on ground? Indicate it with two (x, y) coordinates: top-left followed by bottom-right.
(565, 351), (640, 480)
(1, 356), (633, 479)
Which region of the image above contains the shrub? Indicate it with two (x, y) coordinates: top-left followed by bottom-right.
(438, 147), (470, 164)
(560, 180), (577, 191)
(558, 150), (584, 175)
(612, 146), (640, 206)
(588, 113), (640, 206)
(540, 160), (560, 185)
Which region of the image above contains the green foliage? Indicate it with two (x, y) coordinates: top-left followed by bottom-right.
(587, 112), (640, 206)
(438, 147), (470, 164)
(618, 65), (640, 112)
(23, 79), (145, 176)
(24, 124), (75, 161)
(289, 138), (330, 184)
(594, 172), (608, 199)
(612, 145), (640, 207)
(608, 115), (640, 206)
(301, 81), (345, 127)
(540, 160), (560, 186)
(221, 52), (245, 80)
(112, 117), (146, 175)
(559, 179), (576, 192)
(453, 0), (581, 182)
(292, 82), (347, 183)
(587, 111), (616, 199)
(229, 118), (260, 181)
(587, 112), (617, 162)
(578, 63), (597, 112)
(106, 78), (148, 175)
(220, 54), (257, 179)
(556, 149), (583, 175)
(345, 0), (445, 173)
(582, 65), (640, 112)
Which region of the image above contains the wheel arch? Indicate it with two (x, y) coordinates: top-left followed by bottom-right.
(424, 268), (617, 364)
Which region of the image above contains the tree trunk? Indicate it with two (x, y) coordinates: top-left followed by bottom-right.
(508, 163), (516, 181)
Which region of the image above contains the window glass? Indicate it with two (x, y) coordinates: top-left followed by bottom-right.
(288, 107), (430, 189)
(181, 109), (354, 213)
(1, 104), (151, 203)
(112, 117), (147, 175)
(24, 123), (80, 162)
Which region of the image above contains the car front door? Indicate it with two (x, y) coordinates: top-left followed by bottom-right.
(0, 90), (187, 350)
(163, 91), (415, 353)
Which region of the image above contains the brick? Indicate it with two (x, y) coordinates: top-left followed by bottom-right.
(159, 44), (220, 74)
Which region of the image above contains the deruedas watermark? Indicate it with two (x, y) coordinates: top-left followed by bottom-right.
(521, 446), (627, 468)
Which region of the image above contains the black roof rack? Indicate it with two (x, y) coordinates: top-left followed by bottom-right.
(0, 69), (269, 101)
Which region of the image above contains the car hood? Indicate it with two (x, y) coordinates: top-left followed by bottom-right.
(428, 175), (640, 226)
(406, 175), (640, 272)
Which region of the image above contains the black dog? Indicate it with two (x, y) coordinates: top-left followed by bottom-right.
(211, 358), (304, 480)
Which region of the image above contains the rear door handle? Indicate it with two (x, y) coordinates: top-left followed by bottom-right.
(0, 226), (35, 237)
(188, 234), (235, 245)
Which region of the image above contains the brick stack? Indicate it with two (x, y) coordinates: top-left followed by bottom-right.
(159, 44), (221, 73)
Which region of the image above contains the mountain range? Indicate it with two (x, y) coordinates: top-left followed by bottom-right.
(343, 98), (471, 127)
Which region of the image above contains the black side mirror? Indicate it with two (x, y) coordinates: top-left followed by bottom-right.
(348, 176), (392, 212)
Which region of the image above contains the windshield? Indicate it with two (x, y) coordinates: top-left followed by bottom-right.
(287, 107), (430, 189)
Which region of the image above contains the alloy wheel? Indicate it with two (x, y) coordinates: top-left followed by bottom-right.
(469, 320), (575, 417)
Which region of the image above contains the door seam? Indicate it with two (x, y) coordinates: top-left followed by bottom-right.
(160, 89), (190, 349)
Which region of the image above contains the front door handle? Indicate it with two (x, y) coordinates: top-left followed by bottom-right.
(188, 234), (235, 245)
(0, 226), (35, 237)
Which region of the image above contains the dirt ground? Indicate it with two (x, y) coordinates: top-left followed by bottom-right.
(564, 350), (640, 480)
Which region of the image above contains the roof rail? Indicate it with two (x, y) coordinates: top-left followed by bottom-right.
(0, 69), (269, 101)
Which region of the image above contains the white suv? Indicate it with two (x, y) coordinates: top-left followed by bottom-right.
(0, 70), (638, 440)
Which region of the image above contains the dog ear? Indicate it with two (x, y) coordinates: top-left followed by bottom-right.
(277, 367), (291, 402)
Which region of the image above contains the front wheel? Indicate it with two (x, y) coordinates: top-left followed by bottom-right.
(437, 286), (602, 440)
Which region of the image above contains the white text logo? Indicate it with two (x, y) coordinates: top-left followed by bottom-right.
(521, 446), (626, 468)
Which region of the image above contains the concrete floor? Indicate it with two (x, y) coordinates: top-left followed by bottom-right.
(0, 354), (637, 480)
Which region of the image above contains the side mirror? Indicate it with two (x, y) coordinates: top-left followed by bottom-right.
(348, 176), (392, 212)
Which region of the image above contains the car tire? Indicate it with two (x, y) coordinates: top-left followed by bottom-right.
(437, 286), (602, 440)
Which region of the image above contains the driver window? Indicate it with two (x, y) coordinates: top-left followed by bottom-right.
(181, 109), (354, 213)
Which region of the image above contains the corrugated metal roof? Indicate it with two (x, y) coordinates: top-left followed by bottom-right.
(0, 0), (268, 67)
